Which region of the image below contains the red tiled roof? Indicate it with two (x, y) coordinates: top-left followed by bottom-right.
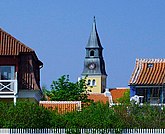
(40, 101), (81, 114)
(88, 93), (109, 103)
(129, 59), (165, 85)
(0, 28), (34, 55)
(110, 88), (129, 102)
(88, 88), (129, 103)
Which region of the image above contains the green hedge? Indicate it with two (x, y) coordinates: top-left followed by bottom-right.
(0, 101), (51, 128)
(0, 101), (165, 129)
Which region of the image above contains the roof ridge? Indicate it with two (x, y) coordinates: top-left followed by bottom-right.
(89, 93), (104, 94)
(136, 58), (165, 63)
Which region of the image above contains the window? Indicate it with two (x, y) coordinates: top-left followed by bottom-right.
(0, 66), (15, 80)
(90, 50), (95, 56)
(147, 63), (153, 68)
(87, 79), (96, 86)
(92, 79), (96, 86)
(87, 80), (91, 86)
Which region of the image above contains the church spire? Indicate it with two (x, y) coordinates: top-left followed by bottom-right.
(93, 16), (96, 29)
(86, 17), (103, 49)
(81, 17), (107, 93)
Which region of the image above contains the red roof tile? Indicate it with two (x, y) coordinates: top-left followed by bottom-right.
(129, 59), (165, 85)
(0, 28), (34, 55)
(88, 88), (128, 103)
(40, 101), (81, 114)
(88, 93), (109, 103)
(110, 88), (129, 102)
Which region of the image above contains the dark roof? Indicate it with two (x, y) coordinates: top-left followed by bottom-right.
(0, 28), (43, 66)
(86, 17), (103, 49)
(129, 59), (165, 85)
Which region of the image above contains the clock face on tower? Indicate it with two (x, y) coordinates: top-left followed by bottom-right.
(88, 63), (96, 70)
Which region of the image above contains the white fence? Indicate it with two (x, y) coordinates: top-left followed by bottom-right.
(0, 80), (17, 95)
(0, 80), (18, 104)
(0, 128), (165, 134)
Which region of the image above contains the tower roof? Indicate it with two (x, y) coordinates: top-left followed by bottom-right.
(86, 17), (103, 49)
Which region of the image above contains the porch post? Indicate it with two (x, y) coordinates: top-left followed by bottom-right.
(160, 89), (163, 104)
(147, 89), (150, 103)
(162, 88), (165, 104)
(14, 97), (16, 105)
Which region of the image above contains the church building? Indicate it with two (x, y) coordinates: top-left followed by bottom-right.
(82, 17), (107, 93)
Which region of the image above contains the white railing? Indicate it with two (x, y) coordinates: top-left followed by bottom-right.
(0, 80), (17, 95)
(0, 128), (165, 134)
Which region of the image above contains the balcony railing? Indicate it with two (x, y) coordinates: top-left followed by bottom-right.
(0, 80), (18, 96)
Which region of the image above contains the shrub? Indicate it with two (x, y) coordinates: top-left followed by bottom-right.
(0, 101), (52, 128)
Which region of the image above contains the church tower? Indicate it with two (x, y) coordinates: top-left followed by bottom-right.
(82, 17), (107, 93)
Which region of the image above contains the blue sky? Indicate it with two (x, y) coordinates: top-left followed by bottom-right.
(0, 1), (165, 88)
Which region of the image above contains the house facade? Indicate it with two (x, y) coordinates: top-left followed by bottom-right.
(129, 59), (165, 104)
(0, 28), (43, 103)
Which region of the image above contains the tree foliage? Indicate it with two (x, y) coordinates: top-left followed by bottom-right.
(49, 102), (123, 129)
(114, 103), (165, 129)
(64, 102), (123, 129)
(0, 101), (51, 128)
(128, 104), (165, 128)
(46, 75), (91, 103)
(0, 101), (165, 128)
(117, 89), (130, 104)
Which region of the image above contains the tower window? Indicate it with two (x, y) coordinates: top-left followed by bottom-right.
(87, 79), (96, 86)
(92, 79), (96, 86)
(87, 80), (91, 86)
(90, 50), (95, 56)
